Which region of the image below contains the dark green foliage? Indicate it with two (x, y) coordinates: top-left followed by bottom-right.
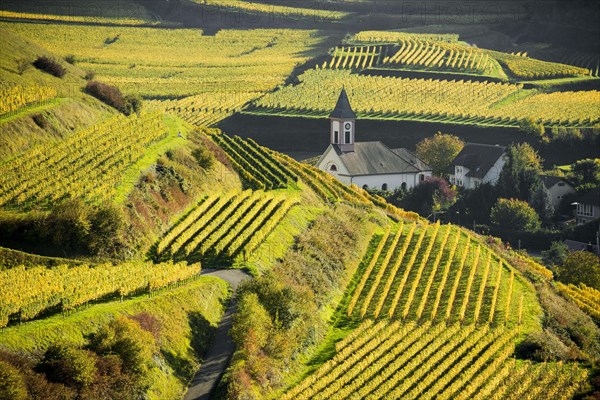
(32, 113), (48, 129)
(557, 251), (600, 290)
(0, 200), (127, 258)
(452, 183), (499, 226)
(542, 241), (569, 269)
(85, 81), (142, 115)
(497, 143), (543, 202)
(64, 54), (76, 64)
(570, 158), (600, 189)
(37, 345), (97, 389)
(32, 56), (66, 78)
(491, 198), (541, 232)
(519, 118), (545, 137)
(393, 177), (456, 217)
(191, 146), (215, 170)
(530, 184), (555, 222)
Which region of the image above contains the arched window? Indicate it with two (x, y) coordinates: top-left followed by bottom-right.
(329, 164), (338, 173)
(401, 182), (407, 191)
(382, 183), (388, 191)
(362, 184), (369, 190)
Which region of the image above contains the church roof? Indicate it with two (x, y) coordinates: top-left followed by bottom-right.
(330, 141), (431, 176)
(450, 143), (506, 179)
(329, 88), (357, 119)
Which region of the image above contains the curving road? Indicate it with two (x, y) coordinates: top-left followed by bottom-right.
(184, 269), (251, 400)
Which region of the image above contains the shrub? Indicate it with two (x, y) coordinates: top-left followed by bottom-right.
(37, 345), (97, 390)
(84, 71), (96, 81)
(0, 360), (28, 400)
(32, 114), (49, 129)
(88, 316), (156, 378)
(32, 56), (66, 78)
(85, 81), (142, 115)
(491, 198), (541, 232)
(16, 58), (30, 75)
(192, 146), (215, 170)
(557, 251), (600, 290)
(542, 241), (569, 268)
(64, 54), (76, 64)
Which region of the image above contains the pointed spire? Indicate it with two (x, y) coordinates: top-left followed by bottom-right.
(329, 88), (357, 119)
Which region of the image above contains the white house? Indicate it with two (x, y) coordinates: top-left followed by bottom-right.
(316, 89), (432, 191)
(574, 188), (600, 225)
(540, 175), (575, 210)
(448, 143), (507, 189)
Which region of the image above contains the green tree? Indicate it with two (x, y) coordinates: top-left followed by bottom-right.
(542, 241), (569, 268)
(396, 177), (456, 217)
(88, 317), (156, 378)
(570, 158), (600, 189)
(530, 184), (555, 222)
(0, 360), (28, 400)
(416, 132), (464, 176)
(491, 198), (541, 232)
(520, 118), (545, 137)
(191, 146), (215, 170)
(44, 199), (92, 253)
(88, 204), (126, 257)
(497, 143), (543, 201)
(37, 345), (97, 390)
(557, 251), (600, 290)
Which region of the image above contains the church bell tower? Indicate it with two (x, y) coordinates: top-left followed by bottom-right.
(329, 88), (356, 153)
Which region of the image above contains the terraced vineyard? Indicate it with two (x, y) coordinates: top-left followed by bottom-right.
(0, 83), (57, 116)
(1, 22), (323, 98)
(324, 43), (494, 75)
(346, 222), (537, 327)
(148, 92), (260, 128)
(0, 261), (200, 327)
(490, 50), (590, 79)
(249, 69), (600, 127)
(283, 320), (588, 399)
(557, 282), (600, 321)
(0, 112), (166, 208)
(155, 190), (298, 262)
(212, 135), (298, 190)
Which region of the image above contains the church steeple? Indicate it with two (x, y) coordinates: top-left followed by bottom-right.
(329, 88), (356, 153)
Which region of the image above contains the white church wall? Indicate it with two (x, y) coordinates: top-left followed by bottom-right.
(316, 146), (350, 176)
(344, 173), (428, 191)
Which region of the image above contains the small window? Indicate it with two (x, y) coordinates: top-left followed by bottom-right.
(419, 174), (425, 182)
(401, 182), (407, 191)
(345, 131), (351, 144)
(382, 183), (388, 191)
(329, 164), (338, 173)
(362, 184), (369, 190)
(334, 131), (339, 143)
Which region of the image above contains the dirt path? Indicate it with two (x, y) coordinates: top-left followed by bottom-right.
(183, 269), (251, 400)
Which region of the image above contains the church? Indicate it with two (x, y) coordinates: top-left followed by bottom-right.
(316, 89), (432, 191)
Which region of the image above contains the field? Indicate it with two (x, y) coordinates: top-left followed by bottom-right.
(284, 320), (588, 399)
(0, 4), (599, 400)
(248, 69), (600, 127)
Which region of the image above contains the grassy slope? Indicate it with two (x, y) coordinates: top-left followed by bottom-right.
(0, 276), (230, 400)
(0, 28), (114, 161)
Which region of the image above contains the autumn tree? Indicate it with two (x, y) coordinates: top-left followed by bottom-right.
(497, 143), (543, 201)
(416, 132), (464, 176)
(557, 251), (600, 290)
(491, 198), (541, 232)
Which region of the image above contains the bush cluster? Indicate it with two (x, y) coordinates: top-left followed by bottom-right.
(0, 316), (158, 400)
(0, 199), (127, 258)
(85, 81), (142, 115)
(226, 205), (371, 397)
(32, 56), (66, 78)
